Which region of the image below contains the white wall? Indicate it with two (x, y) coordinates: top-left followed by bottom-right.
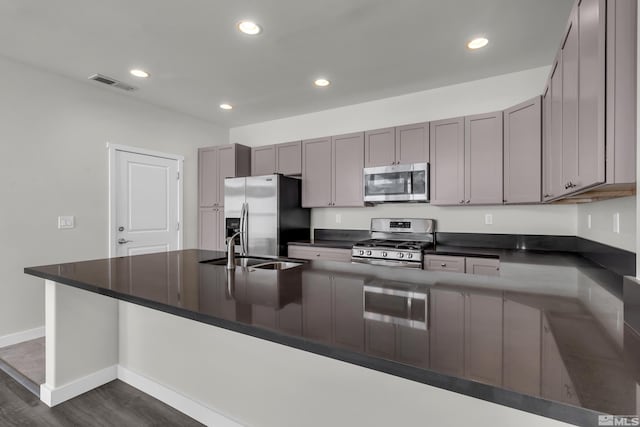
(0, 55), (227, 337)
(577, 197), (636, 252)
(230, 66), (578, 237)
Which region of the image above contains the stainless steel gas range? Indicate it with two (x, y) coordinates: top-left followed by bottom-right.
(351, 218), (435, 269)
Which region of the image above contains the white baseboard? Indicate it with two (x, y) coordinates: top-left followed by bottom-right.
(117, 366), (243, 427)
(0, 326), (45, 348)
(40, 365), (118, 407)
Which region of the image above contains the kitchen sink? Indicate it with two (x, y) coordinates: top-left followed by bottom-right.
(201, 256), (273, 267)
(250, 261), (304, 271)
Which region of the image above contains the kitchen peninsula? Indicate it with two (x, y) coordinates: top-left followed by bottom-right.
(25, 248), (640, 427)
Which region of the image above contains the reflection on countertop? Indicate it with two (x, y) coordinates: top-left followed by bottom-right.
(25, 249), (640, 425)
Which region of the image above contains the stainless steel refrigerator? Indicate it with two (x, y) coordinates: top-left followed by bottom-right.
(224, 175), (310, 256)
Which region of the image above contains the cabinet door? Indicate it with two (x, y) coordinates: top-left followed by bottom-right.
(396, 122), (429, 165)
(198, 207), (220, 250)
(364, 128), (396, 167)
(198, 148), (218, 207)
(464, 292), (503, 386)
(365, 320), (396, 359)
(333, 276), (364, 351)
(429, 118), (465, 205)
(430, 288), (465, 376)
(302, 137), (332, 207)
(423, 255), (465, 274)
(251, 145), (276, 176)
(561, 7), (579, 193)
(504, 97), (542, 204)
(332, 132), (364, 207)
(544, 55), (564, 201)
(577, 0), (606, 191)
(302, 272), (333, 341)
(395, 326), (429, 368)
(217, 145), (236, 206)
(276, 141), (302, 176)
(541, 315), (564, 401)
(465, 112), (504, 205)
(465, 258), (500, 277)
(503, 300), (542, 395)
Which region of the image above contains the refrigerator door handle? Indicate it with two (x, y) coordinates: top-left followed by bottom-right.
(242, 202), (249, 255)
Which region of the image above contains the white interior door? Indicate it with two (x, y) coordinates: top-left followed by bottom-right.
(114, 149), (181, 256)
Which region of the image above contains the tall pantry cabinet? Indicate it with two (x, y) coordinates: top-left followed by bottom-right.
(198, 144), (251, 251)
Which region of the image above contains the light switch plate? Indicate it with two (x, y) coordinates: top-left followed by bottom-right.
(484, 214), (493, 225)
(613, 213), (620, 234)
(587, 214), (592, 229)
(335, 214), (342, 224)
(58, 216), (75, 229)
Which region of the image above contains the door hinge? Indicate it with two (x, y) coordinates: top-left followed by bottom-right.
(177, 222), (180, 231)
(177, 171), (180, 180)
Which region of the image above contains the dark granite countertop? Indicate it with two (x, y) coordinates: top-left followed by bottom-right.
(25, 249), (639, 426)
(288, 239), (360, 249)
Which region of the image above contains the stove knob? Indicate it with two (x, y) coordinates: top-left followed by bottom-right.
(397, 252), (404, 258)
(366, 251), (372, 256)
(382, 252), (387, 257)
(359, 250), (364, 256)
(407, 253), (413, 259)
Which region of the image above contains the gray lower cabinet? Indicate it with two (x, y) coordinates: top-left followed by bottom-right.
(287, 245), (352, 262)
(302, 133), (364, 208)
(430, 288), (465, 376)
(541, 315), (581, 406)
(465, 257), (500, 277)
(198, 207), (224, 251)
(503, 299), (542, 396)
(429, 117), (465, 205)
(465, 111), (504, 205)
(423, 255), (500, 277)
(302, 272), (364, 350)
(464, 292), (504, 386)
(503, 97), (542, 204)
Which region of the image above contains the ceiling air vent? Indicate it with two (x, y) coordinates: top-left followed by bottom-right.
(88, 74), (138, 92)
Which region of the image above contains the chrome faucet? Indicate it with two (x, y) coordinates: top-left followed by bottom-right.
(226, 231), (243, 270)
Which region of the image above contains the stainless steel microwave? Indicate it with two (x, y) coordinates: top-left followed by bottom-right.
(363, 162), (429, 203)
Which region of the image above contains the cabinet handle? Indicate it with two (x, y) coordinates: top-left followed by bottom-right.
(544, 194), (551, 198)
(441, 263), (447, 267)
(459, 200), (465, 204)
(465, 200), (470, 204)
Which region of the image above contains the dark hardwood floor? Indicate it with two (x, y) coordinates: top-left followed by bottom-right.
(0, 369), (204, 426)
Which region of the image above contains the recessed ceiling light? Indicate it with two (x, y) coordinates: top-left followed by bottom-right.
(237, 20), (262, 35)
(467, 37), (489, 50)
(219, 103), (233, 110)
(314, 78), (331, 87)
(130, 69), (150, 78)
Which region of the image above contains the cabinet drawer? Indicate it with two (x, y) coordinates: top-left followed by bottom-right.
(423, 255), (466, 273)
(288, 245), (352, 263)
(465, 257), (500, 276)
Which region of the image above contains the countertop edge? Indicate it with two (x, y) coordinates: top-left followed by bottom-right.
(25, 266), (601, 427)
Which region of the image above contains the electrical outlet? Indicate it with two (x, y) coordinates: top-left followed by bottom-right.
(335, 214), (342, 224)
(484, 214), (493, 225)
(587, 214), (592, 229)
(58, 216), (75, 229)
(613, 213), (620, 234)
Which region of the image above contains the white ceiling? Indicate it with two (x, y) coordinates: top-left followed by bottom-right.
(0, 0), (574, 127)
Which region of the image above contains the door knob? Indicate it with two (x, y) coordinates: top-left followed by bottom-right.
(117, 238), (132, 244)
(118, 226), (125, 232)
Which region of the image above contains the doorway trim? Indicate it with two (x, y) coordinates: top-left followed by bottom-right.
(107, 143), (184, 258)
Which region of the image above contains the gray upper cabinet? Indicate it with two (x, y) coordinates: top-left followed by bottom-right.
(251, 145), (276, 176)
(543, 55), (564, 201)
(302, 137), (333, 207)
(275, 141), (302, 176)
(576, 0), (606, 192)
(503, 97), (542, 204)
(251, 141), (302, 176)
(364, 123), (429, 167)
(364, 127), (396, 167)
(303, 133), (364, 208)
(332, 132), (365, 207)
(396, 122), (429, 165)
(561, 5), (579, 194)
(429, 117), (465, 206)
(465, 111), (503, 205)
(198, 147), (218, 208)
